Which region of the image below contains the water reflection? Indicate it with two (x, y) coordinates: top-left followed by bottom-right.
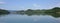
(0, 14), (9, 17)
(0, 14), (60, 23)
(45, 13), (60, 18)
(0, 13), (60, 18)
(0, 13), (60, 23)
(19, 13), (60, 18)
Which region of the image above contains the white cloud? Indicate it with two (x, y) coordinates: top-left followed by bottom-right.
(33, 4), (40, 7)
(50, 2), (60, 8)
(55, 3), (60, 7)
(0, 2), (5, 4)
(32, 4), (40, 9)
(0, 7), (6, 10)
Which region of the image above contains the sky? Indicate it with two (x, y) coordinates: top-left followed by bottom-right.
(0, 0), (60, 10)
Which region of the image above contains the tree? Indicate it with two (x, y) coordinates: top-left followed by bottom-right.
(52, 7), (60, 12)
(0, 9), (10, 14)
(45, 7), (60, 14)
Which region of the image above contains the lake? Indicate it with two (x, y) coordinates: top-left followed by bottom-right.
(0, 14), (60, 23)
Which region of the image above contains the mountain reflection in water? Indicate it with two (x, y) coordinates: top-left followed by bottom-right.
(0, 14), (60, 23)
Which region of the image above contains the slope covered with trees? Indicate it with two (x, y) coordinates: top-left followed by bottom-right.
(0, 9), (10, 14)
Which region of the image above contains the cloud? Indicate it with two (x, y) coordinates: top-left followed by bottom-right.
(50, 2), (60, 8)
(33, 4), (40, 7)
(32, 4), (40, 9)
(0, 2), (5, 4)
(54, 3), (60, 7)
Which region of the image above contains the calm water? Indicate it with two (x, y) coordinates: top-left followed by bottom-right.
(0, 14), (60, 23)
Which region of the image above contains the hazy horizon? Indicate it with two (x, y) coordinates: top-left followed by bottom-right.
(0, 0), (60, 10)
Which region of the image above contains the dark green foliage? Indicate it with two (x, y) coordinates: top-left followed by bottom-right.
(16, 7), (60, 18)
(44, 7), (60, 18)
(0, 9), (10, 14)
(51, 13), (60, 18)
(52, 7), (60, 12)
(24, 9), (41, 15)
(45, 7), (60, 14)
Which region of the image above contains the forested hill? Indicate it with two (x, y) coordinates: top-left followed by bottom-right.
(0, 9), (10, 14)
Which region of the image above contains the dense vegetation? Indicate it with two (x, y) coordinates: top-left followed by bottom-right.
(43, 7), (60, 18)
(0, 9), (10, 14)
(45, 7), (60, 14)
(16, 7), (60, 18)
(17, 7), (60, 14)
(0, 7), (60, 18)
(24, 9), (42, 15)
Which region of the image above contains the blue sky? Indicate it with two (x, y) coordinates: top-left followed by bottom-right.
(0, 0), (60, 10)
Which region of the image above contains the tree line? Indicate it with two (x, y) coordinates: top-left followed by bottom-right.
(0, 7), (60, 18)
(0, 7), (60, 15)
(0, 9), (10, 14)
(17, 7), (60, 14)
